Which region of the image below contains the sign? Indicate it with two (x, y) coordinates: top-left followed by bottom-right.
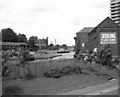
(100, 32), (117, 44)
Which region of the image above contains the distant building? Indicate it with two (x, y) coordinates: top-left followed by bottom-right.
(1, 42), (28, 51)
(110, 0), (120, 26)
(74, 17), (120, 57)
(74, 27), (94, 51)
(35, 37), (48, 50)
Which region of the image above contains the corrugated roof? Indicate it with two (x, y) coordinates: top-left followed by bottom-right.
(78, 27), (94, 33)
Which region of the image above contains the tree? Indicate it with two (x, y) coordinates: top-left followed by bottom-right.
(62, 44), (67, 49)
(28, 36), (38, 51)
(56, 44), (59, 47)
(55, 44), (59, 50)
(62, 44), (67, 47)
(2, 28), (18, 42)
(48, 43), (54, 50)
(49, 43), (54, 47)
(17, 33), (28, 43)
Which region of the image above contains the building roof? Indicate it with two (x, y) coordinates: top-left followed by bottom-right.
(1, 42), (28, 46)
(88, 17), (120, 35)
(76, 17), (120, 36)
(96, 17), (119, 28)
(77, 27), (94, 34)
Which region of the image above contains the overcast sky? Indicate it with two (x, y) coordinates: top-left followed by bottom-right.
(0, 0), (110, 46)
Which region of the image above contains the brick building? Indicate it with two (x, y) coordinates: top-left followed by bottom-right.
(74, 27), (94, 52)
(74, 17), (120, 57)
(35, 37), (48, 50)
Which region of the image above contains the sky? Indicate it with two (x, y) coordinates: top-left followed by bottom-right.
(0, 0), (110, 46)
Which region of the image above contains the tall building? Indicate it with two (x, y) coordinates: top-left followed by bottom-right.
(110, 0), (120, 26)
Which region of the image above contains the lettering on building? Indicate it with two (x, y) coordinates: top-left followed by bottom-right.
(100, 32), (117, 44)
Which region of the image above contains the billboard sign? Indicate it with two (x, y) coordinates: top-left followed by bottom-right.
(100, 32), (117, 44)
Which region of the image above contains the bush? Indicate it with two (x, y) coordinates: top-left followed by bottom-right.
(43, 65), (82, 78)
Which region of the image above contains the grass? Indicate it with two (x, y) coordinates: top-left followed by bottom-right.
(3, 72), (105, 95)
(2, 58), (118, 95)
(3, 85), (23, 95)
(86, 67), (99, 72)
(25, 73), (37, 80)
(3, 63), (118, 95)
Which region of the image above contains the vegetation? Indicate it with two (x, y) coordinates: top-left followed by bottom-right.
(1, 28), (68, 51)
(28, 36), (38, 51)
(1, 28), (40, 50)
(1, 28), (28, 43)
(2, 28), (18, 42)
(2, 49), (35, 79)
(2, 51), (10, 77)
(44, 65), (82, 78)
(17, 33), (28, 43)
(19, 49), (35, 79)
(48, 43), (68, 50)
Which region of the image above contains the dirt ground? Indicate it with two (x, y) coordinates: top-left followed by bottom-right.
(2, 64), (118, 95)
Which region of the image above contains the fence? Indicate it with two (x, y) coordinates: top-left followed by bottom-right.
(25, 59), (79, 77)
(3, 59), (80, 79)
(3, 58), (104, 80)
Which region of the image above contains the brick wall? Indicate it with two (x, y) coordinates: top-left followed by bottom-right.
(88, 27), (119, 56)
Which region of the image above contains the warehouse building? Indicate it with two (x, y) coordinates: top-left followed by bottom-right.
(74, 27), (94, 52)
(74, 17), (120, 57)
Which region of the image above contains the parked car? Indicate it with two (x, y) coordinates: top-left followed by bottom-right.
(57, 48), (70, 53)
